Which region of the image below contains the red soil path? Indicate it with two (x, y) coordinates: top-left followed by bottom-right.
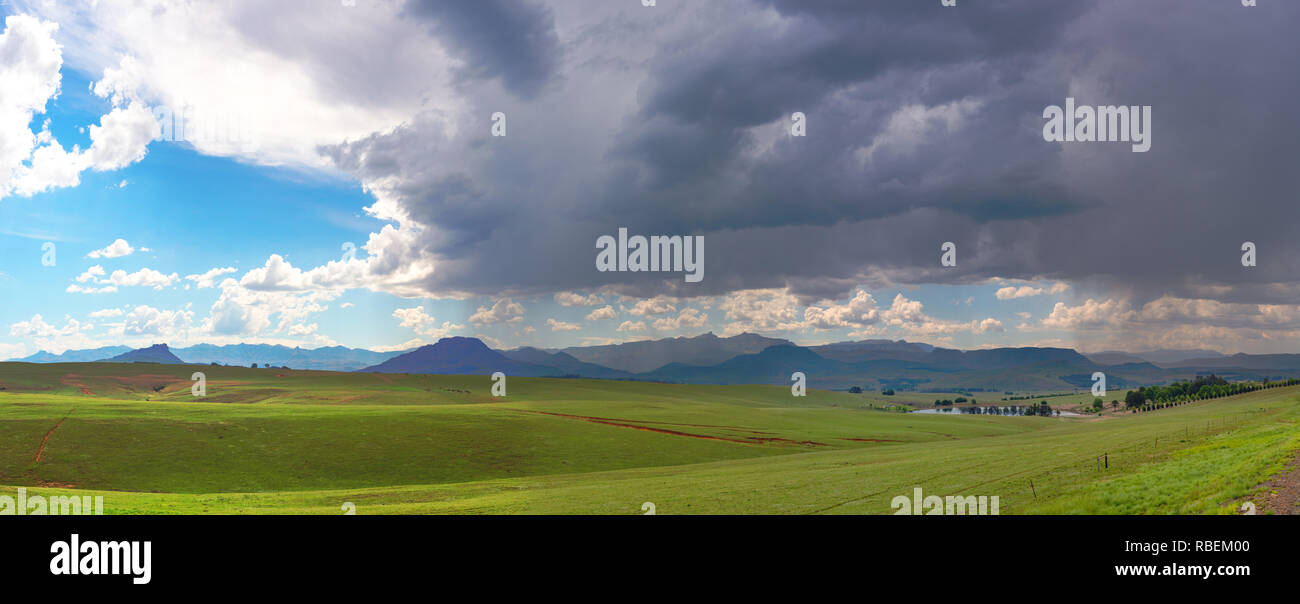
(59, 373), (94, 395)
(33, 409), (74, 463)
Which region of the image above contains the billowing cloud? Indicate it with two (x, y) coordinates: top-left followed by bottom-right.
(468, 298), (525, 325)
(185, 267), (238, 289)
(617, 320), (647, 333)
(208, 276), (335, 337)
(804, 290), (881, 330)
(86, 238), (136, 259)
(555, 291), (603, 307)
(106, 268), (176, 289)
(10, 0), (458, 166)
(67, 266), (179, 293)
(8, 313), (95, 354)
(996, 282), (1069, 300)
(393, 306), (462, 340)
(627, 297), (677, 317)
(119, 305), (195, 338)
(546, 318), (581, 332)
(652, 308), (708, 332)
(0, 15), (157, 200)
(6, 1), (1298, 353)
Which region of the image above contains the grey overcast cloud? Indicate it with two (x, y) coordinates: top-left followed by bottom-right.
(330, 0), (1300, 352)
(2, 0), (1298, 358)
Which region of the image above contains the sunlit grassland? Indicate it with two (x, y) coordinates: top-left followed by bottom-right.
(0, 362), (1296, 514)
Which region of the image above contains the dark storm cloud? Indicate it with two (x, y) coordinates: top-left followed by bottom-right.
(605, 0), (1095, 231)
(403, 0), (561, 98)
(642, 0), (1090, 127)
(328, 0), (1300, 305)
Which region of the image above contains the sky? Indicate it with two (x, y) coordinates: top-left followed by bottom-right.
(1, 0), (1298, 359)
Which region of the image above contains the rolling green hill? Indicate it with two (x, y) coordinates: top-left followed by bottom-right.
(0, 361), (1296, 514)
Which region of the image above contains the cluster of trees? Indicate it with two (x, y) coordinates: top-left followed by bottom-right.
(848, 386), (896, 395)
(1002, 392), (1073, 402)
(206, 362), (288, 369)
(934, 396), (977, 406)
(1022, 401), (1055, 416)
(1086, 398), (1122, 413)
(1124, 375), (1300, 412)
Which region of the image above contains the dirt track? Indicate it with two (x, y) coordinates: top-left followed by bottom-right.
(1257, 451), (1300, 515)
(33, 409), (74, 463)
(59, 373), (94, 395)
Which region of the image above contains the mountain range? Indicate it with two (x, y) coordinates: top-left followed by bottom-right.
(17, 345), (133, 363)
(13, 343), (402, 371)
(10, 333), (1300, 392)
(1085, 349), (1224, 365)
(359, 334), (1300, 391)
(556, 332), (793, 373)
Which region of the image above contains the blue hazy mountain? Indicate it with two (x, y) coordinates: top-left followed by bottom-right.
(642, 344), (837, 385)
(13, 343), (402, 371)
(810, 340), (1090, 369)
(1166, 353), (1300, 372)
(11, 333), (1299, 391)
(176, 343), (401, 371)
(501, 347), (633, 379)
(14, 346), (132, 363)
(1133, 349), (1226, 365)
(558, 332), (795, 373)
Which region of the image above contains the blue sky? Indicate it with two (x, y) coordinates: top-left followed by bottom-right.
(2, 1), (1298, 359)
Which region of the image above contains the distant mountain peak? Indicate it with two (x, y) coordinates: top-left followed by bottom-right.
(434, 336), (493, 348)
(359, 336), (554, 376)
(103, 343), (184, 365)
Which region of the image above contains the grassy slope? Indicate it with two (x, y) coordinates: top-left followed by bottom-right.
(0, 362), (1296, 514)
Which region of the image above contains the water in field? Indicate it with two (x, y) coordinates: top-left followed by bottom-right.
(913, 407), (1082, 417)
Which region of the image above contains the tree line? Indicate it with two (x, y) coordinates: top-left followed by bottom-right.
(1124, 375), (1300, 412)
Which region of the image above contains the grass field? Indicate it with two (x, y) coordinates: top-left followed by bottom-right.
(1, 362), (1296, 514)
